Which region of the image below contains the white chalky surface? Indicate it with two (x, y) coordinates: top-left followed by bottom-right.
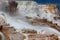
(0, 1), (60, 40)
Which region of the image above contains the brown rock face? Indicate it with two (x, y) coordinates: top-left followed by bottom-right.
(1, 24), (25, 40)
(6, 1), (18, 13)
(21, 29), (59, 40)
(8, 1), (18, 8)
(21, 29), (37, 34)
(27, 34), (58, 40)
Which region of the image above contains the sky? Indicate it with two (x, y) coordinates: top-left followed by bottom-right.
(34, 0), (60, 4)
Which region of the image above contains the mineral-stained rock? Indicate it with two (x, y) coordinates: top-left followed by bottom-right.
(27, 34), (58, 40)
(21, 29), (37, 34)
(1, 24), (25, 40)
(0, 1), (60, 40)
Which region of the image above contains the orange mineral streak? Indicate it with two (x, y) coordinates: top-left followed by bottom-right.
(39, 4), (57, 13)
(0, 24), (25, 40)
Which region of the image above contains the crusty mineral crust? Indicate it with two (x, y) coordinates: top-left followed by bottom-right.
(1, 24), (25, 40)
(31, 18), (60, 31)
(0, 17), (59, 40)
(21, 29), (37, 34)
(27, 34), (58, 40)
(21, 29), (59, 40)
(0, 4), (59, 40)
(0, 16), (60, 40)
(0, 22), (25, 40)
